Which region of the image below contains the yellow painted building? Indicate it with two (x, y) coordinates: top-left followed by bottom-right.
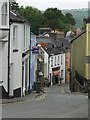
(70, 18), (90, 92)
(85, 22), (90, 80)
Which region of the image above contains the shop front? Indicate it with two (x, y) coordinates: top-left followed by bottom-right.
(52, 67), (60, 85)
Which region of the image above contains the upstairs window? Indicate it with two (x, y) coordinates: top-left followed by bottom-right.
(51, 57), (53, 67)
(58, 56), (60, 65)
(13, 26), (18, 49)
(61, 55), (63, 65)
(24, 25), (26, 48)
(2, 2), (8, 26)
(55, 57), (56, 66)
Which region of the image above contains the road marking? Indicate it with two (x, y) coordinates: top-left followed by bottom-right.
(0, 93), (47, 106)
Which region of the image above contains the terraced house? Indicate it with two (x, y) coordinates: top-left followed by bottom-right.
(0, 0), (9, 98)
(0, 1), (31, 98)
(70, 18), (90, 93)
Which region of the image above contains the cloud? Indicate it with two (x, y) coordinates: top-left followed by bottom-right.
(16, 0), (89, 10)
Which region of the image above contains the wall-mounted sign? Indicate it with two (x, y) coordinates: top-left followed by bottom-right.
(32, 47), (39, 54)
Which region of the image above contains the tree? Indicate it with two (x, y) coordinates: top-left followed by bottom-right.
(18, 6), (45, 35)
(10, 2), (76, 35)
(65, 13), (76, 25)
(10, 2), (20, 12)
(44, 8), (65, 20)
(43, 8), (66, 31)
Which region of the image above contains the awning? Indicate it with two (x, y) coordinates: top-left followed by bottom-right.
(52, 67), (60, 71)
(52, 70), (60, 76)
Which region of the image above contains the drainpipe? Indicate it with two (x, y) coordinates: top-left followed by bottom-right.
(29, 25), (31, 93)
(7, 2), (10, 98)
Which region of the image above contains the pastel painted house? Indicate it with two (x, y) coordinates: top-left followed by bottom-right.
(70, 18), (90, 92)
(30, 33), (37, 90)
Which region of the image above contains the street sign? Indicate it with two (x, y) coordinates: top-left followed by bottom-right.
(32, 47), (39, 55)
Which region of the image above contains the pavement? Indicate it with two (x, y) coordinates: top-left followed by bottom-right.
(0, 91), (46, 105)
(0, 83), (88, 105)
(59, 83), (88, 96)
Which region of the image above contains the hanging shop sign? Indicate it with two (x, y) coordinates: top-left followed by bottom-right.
(32, 47), (39, 54)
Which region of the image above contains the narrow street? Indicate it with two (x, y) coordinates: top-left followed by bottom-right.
(2, 84), (88, 118)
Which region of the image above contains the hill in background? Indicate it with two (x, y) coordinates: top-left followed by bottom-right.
(62, 8), (88, 30)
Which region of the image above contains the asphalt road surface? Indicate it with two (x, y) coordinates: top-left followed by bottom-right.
(2, 84), (88, 118)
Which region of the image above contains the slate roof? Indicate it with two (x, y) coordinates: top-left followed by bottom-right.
(37, 36), (56, 44)
(55, 37), (71, 49)
(10, 11), (30, 24)
(36, 36), (69, 56)
(43, 47), (64, 56)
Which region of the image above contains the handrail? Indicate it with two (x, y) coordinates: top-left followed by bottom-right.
(75, 79), (83, 89)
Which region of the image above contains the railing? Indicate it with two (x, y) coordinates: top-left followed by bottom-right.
(75, 71), (84, 87)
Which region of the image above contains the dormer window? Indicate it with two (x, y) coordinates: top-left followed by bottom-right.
(2, 2), (8, 26)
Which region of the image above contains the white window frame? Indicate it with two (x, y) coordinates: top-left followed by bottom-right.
(58, 56), (60, 65)
(61, 55), (63, 65)
(1, 2), (8, 26)
(24, 25), (26, 49)
(55, 56), (56, 66)
(13, 26), (18, 49)
(51, 57), (53, 67)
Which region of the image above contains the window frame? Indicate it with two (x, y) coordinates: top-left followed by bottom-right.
(13, 26), (18, 49)
(51, 57), (53, 67)
(61, 55), (63, 65)
(1, 2), (8, 26)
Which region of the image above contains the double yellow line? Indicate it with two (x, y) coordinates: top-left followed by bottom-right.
(0, 93), (47, 106)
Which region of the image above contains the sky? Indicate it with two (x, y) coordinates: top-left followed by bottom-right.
(16, 0), (90, 11)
